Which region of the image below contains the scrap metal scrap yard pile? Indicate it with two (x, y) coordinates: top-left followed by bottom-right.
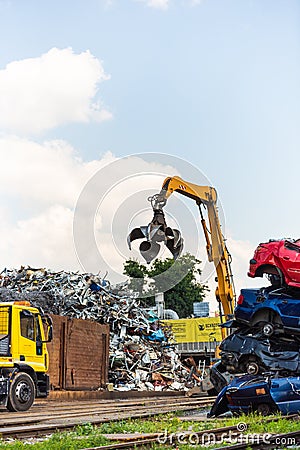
(0, 267), (202, 392)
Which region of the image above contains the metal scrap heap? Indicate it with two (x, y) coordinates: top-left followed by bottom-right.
(0, 267), (203, 392)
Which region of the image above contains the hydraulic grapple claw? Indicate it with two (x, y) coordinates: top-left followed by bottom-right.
(127, 204), (184, 264)
(140, 240), (160, 264)
(165, 229), (184, 260)
(127, 227), (147, 250)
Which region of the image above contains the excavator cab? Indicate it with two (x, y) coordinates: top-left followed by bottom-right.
(127, 193), (184, 264)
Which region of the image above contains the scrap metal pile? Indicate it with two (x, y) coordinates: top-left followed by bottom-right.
(0, 267), (205, 392)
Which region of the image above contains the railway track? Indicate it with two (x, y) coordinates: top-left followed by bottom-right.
(81, 415), (300, 450)
(0, 395), (215, 439)
(85, 415), (300, 450)
(2, 396), (297, 449)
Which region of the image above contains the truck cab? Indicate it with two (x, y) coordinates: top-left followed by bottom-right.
(0, 301), (52, 411)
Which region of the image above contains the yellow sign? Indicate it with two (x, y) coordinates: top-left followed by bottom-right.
(163, 317), (222, 343)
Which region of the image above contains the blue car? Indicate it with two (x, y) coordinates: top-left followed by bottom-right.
(208, 374), (300, 417)
(235, 287), (300, 337)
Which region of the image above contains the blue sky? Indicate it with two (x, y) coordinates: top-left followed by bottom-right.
(0, 0), (299, 305)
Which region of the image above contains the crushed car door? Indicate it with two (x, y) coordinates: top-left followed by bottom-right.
(280, 240), (300, 284)
(274, 293), (300, 331)
(270, 377), (300, 415)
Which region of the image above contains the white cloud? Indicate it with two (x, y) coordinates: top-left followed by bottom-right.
(187, 0), (204, 6)
(139, 0), (169, 10)
(0, 48), (112, 135)
(0, 206), (77, 270)
(0, 135), (116, 270)
(0, 136), (115, 212)
(148, 0), (169, 9)
(227, 236), (267, 296)
(0, 139), (181, 275)
(136, 0), (205, 9)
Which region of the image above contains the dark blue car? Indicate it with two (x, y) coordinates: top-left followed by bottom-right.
(235, 287), (300, 337)
(209, 374), (300, 417)
(219, 331), (300, 375)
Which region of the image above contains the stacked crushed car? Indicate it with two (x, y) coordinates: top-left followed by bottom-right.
(210, 238), (300, 416)
(0, 267), (205, 392)
(220, 238), (300, 377)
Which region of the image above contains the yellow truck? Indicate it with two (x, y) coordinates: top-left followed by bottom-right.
(0, 301), (52, 411)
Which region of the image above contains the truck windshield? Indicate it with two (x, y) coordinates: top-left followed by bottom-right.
(35, 315), (42, 341)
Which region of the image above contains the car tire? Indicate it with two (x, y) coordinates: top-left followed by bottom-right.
(256, 403), (272, 416)
(246, 361), (260, 375)
(262, 323), (274, 337)
(7, 372), (35, 412)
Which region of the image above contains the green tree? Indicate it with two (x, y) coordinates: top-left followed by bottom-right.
(123, 253), (208, 318)
(122, 259), (148, 295)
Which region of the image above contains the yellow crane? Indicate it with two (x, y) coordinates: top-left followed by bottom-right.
(127, 176), (235, 334)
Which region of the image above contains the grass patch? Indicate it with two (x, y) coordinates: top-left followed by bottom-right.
(0, 413), (299, 449)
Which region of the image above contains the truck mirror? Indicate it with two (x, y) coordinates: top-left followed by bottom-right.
(47, 323), (53, 342)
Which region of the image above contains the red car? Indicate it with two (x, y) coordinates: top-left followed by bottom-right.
(248, 239), (300, 288)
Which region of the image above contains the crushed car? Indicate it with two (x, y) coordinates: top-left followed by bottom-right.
(235, 287), (300, 337)
(219, 330), (300, 376)
(208, 373), (300, 417)
(248, 238), (300, 288)
(209, 360), (235, 394)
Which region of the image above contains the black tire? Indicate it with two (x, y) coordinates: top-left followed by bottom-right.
(256, 403), (272, 416)
(246, 361), (260, 375)
(7, 373), (35, 412)
(262, 322), (274, 337)
(252, 313), (282, 337)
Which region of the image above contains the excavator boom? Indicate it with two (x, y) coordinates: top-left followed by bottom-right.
(127, 176), (235, 324)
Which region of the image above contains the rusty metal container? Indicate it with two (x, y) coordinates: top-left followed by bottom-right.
(47, 315), (109, 391)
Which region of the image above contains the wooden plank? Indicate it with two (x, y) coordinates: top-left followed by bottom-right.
(46, 315), (68, 389)
(103, 433), (159, 441)
(47, 315), (109, 391)
(65, 318), (109, 390)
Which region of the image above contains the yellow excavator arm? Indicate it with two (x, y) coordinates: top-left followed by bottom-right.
(127, 176), (235, 332)
(161, 176), (235, 321)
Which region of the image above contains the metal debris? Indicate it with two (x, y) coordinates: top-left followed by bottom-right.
(0, 267), (205, 392)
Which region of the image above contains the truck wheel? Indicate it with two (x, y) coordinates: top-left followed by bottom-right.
(7, 373), (35, 412)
